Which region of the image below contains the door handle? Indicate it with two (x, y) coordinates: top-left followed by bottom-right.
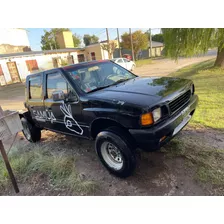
(30, 106), (34, 109)
(46, 107), (52, 111)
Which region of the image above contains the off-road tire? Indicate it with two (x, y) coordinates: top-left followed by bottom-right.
(21, 117), (41, 142)
(95, 126), (136, 178)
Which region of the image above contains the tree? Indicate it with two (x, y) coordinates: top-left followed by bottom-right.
(101, 41), (118, 59)
(41, 28), (70, 50)
(41, 30), (57, 50)
(145, 31), (164, 43)
(41, 28), (82, 50)
(121, 30), (148, 59)
(162, 28), (224, 68)
(152, 34), (164, 43)
(72, 33), (81, 47)
(83, 34), (99, 46)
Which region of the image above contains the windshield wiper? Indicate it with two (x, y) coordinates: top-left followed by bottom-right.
(87, 78), (131, 93)
(110, 78), (132, 86)
(87, 85), (111, 93)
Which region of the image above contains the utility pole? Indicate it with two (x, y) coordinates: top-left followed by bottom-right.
(129, 28), (135, 61)
(106, 28), (111, 59)
(117, 28), (122, 58)
(149, 28), (152, 58)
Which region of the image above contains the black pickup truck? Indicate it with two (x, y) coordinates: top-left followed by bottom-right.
(20, 60), (198, 177)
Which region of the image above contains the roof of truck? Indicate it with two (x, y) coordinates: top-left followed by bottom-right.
(26, 60), (111, 78)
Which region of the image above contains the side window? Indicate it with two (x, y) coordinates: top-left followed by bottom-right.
(91, 52), (96, 60)
(46, 72), (78, 101)
(117, 59), (123, 63)
(29, 75), (42, 99)
(123, 58), (128, 62)
(47, 72), (68, 99)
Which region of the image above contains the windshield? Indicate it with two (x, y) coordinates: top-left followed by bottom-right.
(65, 61), (136, 93)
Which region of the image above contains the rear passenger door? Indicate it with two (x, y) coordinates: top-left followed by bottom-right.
(27, 73), (45, 127)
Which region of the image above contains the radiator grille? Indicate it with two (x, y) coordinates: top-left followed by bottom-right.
(169, 90), (191, 114)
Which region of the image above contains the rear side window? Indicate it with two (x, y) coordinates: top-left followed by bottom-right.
(29, 75), (42, 99)
(117, 59), (123, 63)
(47, 72), (68, 99)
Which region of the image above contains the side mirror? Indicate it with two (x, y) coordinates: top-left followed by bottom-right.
(52, 90), (65, 101)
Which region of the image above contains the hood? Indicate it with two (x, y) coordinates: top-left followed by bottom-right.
(87, 76), (192, 107)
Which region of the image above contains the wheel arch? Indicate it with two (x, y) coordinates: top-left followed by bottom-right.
(19, 111), (35, 126)
(90, 118), (126, 139)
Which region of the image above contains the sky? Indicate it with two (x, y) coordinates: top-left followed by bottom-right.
(26, 28), (161, 51)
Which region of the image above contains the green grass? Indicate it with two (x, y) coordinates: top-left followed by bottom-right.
(164, 59), (224, 189)
(135, 58), (153, 67)
(162, 136), (224, 186)
(0, 143), (96, 195)
(170, 59), (224, 130)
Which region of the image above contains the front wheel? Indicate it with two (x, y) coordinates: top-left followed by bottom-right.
(95, 128), (136, 178)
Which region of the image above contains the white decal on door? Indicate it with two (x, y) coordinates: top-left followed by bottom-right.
(60, 103), (83, 135)
(33, 110), (56, 123)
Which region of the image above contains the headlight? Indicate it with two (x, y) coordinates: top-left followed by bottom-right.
(152, 107), (162, 122)
(190, 84), (195, 95)
(141, 107), (162, 126)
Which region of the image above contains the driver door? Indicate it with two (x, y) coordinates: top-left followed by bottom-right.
(123, 58), (131, 70)
(43, 71), (84, 136)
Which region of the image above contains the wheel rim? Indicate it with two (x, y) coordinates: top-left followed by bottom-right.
(22, 121), (31, 140)
(100, 141), (124, 170)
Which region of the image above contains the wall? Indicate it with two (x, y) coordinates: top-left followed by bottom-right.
(0, 44), (31, 54)
(56, 31), (74, 49)
(114, 47), (164, 59)
(113, 49), (132, 58)
(149, 46), (164, 57)
(85, 44), (103, 61)
(0, 51), (79, 85)
(0, 29), (30, 53)
(63, 31), (74, 48)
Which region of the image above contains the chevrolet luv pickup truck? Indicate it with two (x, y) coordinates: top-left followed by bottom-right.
(19, 60), (198, 177)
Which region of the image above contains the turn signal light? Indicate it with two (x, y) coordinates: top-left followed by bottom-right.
(160, 136), (167, 142)
(141, 113), (154, 126)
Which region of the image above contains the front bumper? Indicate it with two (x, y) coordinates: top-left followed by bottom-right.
(129, 94), (198, 151)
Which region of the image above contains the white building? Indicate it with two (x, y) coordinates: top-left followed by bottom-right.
(0, 49), (81, 85)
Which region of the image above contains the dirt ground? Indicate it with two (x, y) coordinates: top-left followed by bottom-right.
(1, 53), (223, 196)
(3, 126), (222, 196)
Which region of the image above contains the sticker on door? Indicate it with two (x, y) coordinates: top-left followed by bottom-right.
(60, 102), (83, 135)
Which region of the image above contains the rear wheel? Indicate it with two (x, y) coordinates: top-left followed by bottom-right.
(21, 117), (41, 142)
(95, 127), (136, 178)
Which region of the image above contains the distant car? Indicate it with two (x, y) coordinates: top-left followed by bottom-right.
(112, 58), (136, 71)
(122, 54), (132, 60)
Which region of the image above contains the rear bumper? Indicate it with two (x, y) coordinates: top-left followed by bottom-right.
(129, 95), (198, 151)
